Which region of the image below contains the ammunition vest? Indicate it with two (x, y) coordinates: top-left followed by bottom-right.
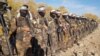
(16, 17), (28, 27)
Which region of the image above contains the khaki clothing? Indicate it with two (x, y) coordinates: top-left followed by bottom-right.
(15, 17), (32, 56)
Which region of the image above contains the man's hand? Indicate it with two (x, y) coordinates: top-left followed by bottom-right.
(22, 26), (30, 32)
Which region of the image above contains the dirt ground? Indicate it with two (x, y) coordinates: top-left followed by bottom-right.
(56, 24), (100, 56)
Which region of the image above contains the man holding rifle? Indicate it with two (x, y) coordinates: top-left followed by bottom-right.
(15, 5), (34, 56)
(0, 0), (13, 56)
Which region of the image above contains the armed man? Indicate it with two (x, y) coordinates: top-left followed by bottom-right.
(0, 0), (14, 56)
(12, 5), (34, 56)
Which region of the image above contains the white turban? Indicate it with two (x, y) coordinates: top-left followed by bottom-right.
(38, 7), (45, 11)
(20, 6), (28, 10)
(63, 13), (69, 15)
(51, 10), (56, 12)
(56, 11), (61, 14)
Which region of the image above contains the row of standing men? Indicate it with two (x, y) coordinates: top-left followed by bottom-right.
(0, 5), (98, 56)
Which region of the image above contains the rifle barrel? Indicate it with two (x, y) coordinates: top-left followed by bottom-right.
(0, 12), (13, 56)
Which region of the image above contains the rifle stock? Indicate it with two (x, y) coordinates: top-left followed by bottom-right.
(0, 12), (13, 56)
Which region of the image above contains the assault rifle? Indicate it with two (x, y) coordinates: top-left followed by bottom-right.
(0, 1), (13, 56)
(25, 15), (35, 37)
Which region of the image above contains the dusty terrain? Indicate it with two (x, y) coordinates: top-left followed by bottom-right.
(56, 24), (100, 56)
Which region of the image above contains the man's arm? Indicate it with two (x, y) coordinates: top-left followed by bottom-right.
(29, 11), (33, 20)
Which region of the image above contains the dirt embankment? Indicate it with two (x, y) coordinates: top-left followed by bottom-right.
(56, 24), (100, 56)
